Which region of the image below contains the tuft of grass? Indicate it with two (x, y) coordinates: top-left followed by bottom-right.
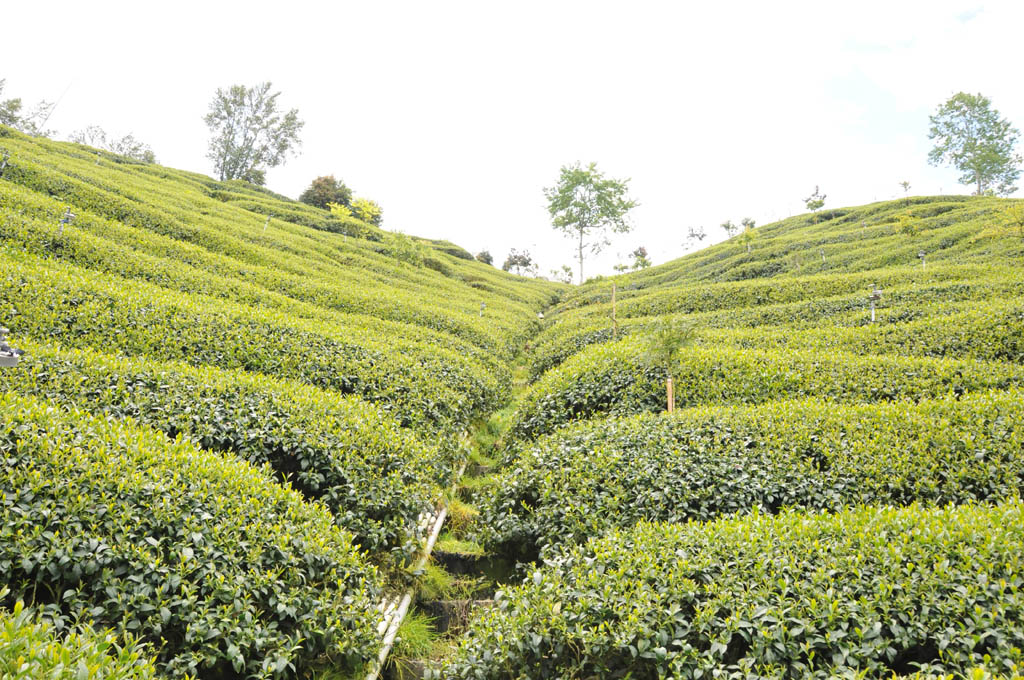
(443, 498), (479, 537)
(435, 532), (485, 557)
(391, 611), (437, 662)
(416, 564), (454, 601)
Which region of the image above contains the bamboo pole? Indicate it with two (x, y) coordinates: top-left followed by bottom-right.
(612, 284), (617, 340)
(365, 461), (467, 680)
(667, 377), (674, 413)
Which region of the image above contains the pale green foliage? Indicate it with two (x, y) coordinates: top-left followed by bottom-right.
(0, 79), (54, 137)
(804, 185), (826, 215)
(1003, 202), (1024, 240)
(328, 201), (353, 218)
(387, 231), (427, 265)
(544, 162), (638, 283)
(740, 218), (756, 251)
(720, 219), (738, 238)
(0, 596), (159, 679)
(69, 125), (156, 163)
(896, 212), (919, 236)
(351, 196), (383, 226)
(204, 81), (304, 184)
(638, 317), (695, 380)
(928, 92), (1021, 196)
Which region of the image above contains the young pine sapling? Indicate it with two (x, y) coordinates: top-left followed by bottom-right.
(639, 318), (696, 413)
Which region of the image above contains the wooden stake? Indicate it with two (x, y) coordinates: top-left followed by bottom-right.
(666, 377), (674, 413)
(611, 284), (618, 340)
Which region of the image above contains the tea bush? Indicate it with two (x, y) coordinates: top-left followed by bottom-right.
(481, 390), (1024, 556)
(0, 393), (381, 678)
(440, 503), (1024, 679)
(508, 339), (1024, 441)
(0, 598), (159, 680)
(0, 342), (450, 559)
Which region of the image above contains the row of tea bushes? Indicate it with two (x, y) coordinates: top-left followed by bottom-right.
(552, 260), (1010, 321)
(0, 252), (503, 435)
(574, 195), (1017, 294)
(508, 338), (1024, 442)
(1, 341), (448, 559)
(439, 502), (1024, 679)
(0, 181), (541, 359)
(0, 393), (381, 678)
(526, 276), (1024, 379)
(479, 390), (1024, 557)
(0, 132), (557, 356)
(0, 597), (159, 680)
(708, 299), (1024, 364)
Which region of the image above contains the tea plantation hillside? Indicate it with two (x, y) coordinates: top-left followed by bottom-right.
(436, 195), (1024, 679)
(0, 126), (560, 678)
(2, 120), (1024, 680)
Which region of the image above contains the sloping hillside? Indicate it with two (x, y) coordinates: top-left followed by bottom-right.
(0, 126), (560, 678)
(2, 123), (1023, 680)
(438, 195), (1024, 679)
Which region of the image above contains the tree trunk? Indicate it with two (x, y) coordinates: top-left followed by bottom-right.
(578, 228), (584, 284)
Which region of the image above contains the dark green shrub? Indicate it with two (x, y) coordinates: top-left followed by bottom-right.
(481, 390), (1024, 557)
(0, 393), (381, 678)
(440, 503), (1024, 679)
(1, 343), (449, 559)
(508, 339), (1024, 442)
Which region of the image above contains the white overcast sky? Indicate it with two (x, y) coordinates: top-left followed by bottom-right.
(4, 0), (1023, 278)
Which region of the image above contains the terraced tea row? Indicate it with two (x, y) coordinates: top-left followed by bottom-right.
(1, 252), (508, 435)
(2, 341), (451, 559)
(509, 339), (1024, 441)
(480, 390), (1024, 557)
(439, 503), (1024, 678)
(0, 393), (381, 679)
(529, 270), (1024, 378)
(0, 131), (556, 357)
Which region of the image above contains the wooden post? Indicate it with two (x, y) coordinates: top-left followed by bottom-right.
(611, 284), (618, 340)
(666, 377), (674, 413)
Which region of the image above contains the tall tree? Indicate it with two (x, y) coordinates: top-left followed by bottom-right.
(204, 82), (304, 185)
(928, 92), (1021, 196)
(299, 175), (351, 209)
(544, 162), (637, 284)
(69, 125), (156, 163)
(804, 186), (826, 222)
(0, 79), (54, 137)
(502, 249), (535, 276)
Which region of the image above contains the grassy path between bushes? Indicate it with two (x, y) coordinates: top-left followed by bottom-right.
(378, 356), (535, 679)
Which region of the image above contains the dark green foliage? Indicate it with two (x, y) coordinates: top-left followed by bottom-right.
(440, 503), (1024, 678)
(0, 394), (381, 679)
(0, 343), (449, 559)
(479, 390), (1024, 557)
(508, 339), (1024, 442)
(0, 253), (501, 436)
(298, 174), (352, 209)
